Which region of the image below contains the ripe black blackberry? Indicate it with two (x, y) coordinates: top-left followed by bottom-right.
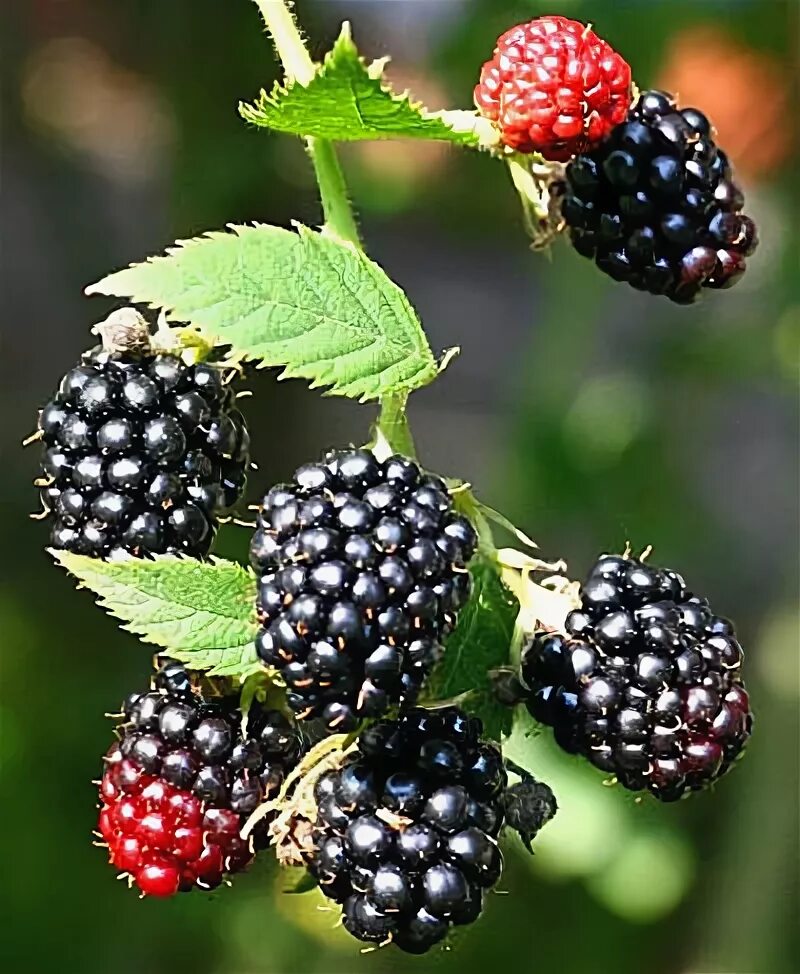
(36, 311), (250, 559)
(98, 661), (303, 896)
(250, 450), (477, 731)
(306, 707), (506, 953)
(520, 553), (752, 801)
(563, 89), (758, 303)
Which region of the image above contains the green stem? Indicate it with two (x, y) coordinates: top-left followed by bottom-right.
(305, 138), (361, 248)
(252, 0), (361, 248)
(375, 392), (417, 459)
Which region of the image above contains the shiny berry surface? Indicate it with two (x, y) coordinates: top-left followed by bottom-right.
(251, 450), (477, 729)
(37, 347), (250, 559)
(564, 89), (758, 303)
(97, 663), (303, 896)
(520, 553), (752, 800)
(307, 707), (505, 953)
(474, 16), (632, 161)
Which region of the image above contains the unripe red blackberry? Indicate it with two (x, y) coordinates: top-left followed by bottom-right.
(250, 450), (477, 731)
(519, 554), (752, 800)
(474, 16), (632, 161)
(563, 89), (758, 303)
(306, 708), (506, 953)
(97, 662), (303, 896)
(36, 313), (250, 559)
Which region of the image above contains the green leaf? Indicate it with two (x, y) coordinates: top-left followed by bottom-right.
(240, 23), (480, 147)
(282, 869), (319, 895)
(87, 223), (438, 402)
(429, 558), (519, 740)
(52, 551), (259, 677)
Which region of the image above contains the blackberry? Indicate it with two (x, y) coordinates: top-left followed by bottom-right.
(97, 662), (303, 896)
(250, 450), (477, 730)
(563, 89), (758, 303)
(36, 313), (250, 559)
(306, 707), (506, 952)
(520, 553), (752, 800)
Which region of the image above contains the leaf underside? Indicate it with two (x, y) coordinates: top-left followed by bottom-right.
(240, 24), (479, 147)
(87, 223), (438, 402)
(52, 551), (260, 677)
(429, 558), (519, 741)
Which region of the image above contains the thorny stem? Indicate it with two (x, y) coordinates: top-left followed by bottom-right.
(252, 0), (362, 249)
(254, 0), (429, 453)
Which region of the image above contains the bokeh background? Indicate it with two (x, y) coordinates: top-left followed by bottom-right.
(1, 1), (798, 972)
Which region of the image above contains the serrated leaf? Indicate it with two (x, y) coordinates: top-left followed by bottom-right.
(240, 24), (479, 147)
(52, 551), (259, 677)
(87, 223), (438, 402)
(429, 558), (519, 740)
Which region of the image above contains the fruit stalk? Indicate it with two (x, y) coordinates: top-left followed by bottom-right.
(252, 0), (362, 250)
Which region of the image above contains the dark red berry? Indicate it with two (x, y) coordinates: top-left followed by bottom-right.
(97, 662), (303, 896)
(519, 553), (752, 800)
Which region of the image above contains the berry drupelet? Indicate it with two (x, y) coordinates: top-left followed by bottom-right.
(250, 450), (477, 731)
(563, 89), (758, 303)
(520, 553), (752, 801)
(37, 318), (250, 559)
(97, 662), (303, 896)
(306, 707), (507, 953)
(474, 16), (632, 161)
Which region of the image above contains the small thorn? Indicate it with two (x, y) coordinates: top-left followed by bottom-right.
(22, 429), (43, 446)
(250, 461), (259, 471)
(91, 840), (108, 848)
(29, 510), (49, 520)
(232, 517), (256, 528)
(33, 476), (53, 487)
(235, 389), (253, 399)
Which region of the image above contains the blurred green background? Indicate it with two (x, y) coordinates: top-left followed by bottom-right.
(1, 1), (798, 972)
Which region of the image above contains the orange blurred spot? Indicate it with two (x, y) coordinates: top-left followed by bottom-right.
(657, 25), (793, 182)
(22, 37), (173, 183)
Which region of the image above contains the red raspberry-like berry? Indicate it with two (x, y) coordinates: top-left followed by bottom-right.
(99, 742), (249, 896)
(96, 661), (303, 897)
(474, 16), (632, 161)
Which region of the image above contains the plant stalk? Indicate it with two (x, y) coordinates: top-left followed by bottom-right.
(375, 392), (417, 459)
(252, 0), (361, 248)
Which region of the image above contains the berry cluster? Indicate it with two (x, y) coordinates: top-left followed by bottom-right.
(307, 708), (507, 953)
(38, 347), (250, 559)
(520, 554), (752, 800)
(98, 662), (303, 896)
(474, 16), (632, 161)
(563, 89), (758, 302)
(250, 450), (477, 731)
